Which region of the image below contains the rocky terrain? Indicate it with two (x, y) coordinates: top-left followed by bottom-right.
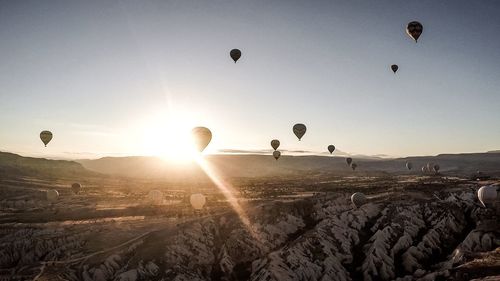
(0, 153), (498, 280)
(0, 181), (497, 280)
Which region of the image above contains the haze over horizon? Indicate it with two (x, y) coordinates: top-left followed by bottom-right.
(1, 0), (499, 160)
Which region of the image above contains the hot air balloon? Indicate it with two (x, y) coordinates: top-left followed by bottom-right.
(421, 166), (426, 173)
(351, 163), (358, 171)
(328, 145), (335, 154)
(190, 193), (206, 210)
(40, 131), (53, 147)
(71, 183), (81, 194)
(433, 164), (440, 173)
(351, 192), (367, 208)
(292, 123), (306, 141)
(271, 139), (280, 151)
(477, 185), (499, 207)
(46, 190), (59, 203)
(346, 157), (353, 166)
(148, 190), (163, 205)
(192, 127), (212, 152)
(406, 162), (413, 170)
(426, 163), (433, 172)
(406, 21), (423, 42)
(230, 49), (241, 63)
(391, 64), (398, 73)
(273, 150), (281, 160)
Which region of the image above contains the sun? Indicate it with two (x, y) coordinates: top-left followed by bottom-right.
(139, 110), (201, 163)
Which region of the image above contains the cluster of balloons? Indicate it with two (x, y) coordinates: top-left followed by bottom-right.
(420, 163), (440, 174)
(45, 182), (82, 203)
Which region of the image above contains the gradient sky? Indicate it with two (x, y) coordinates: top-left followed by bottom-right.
(1, 0), (499, 159)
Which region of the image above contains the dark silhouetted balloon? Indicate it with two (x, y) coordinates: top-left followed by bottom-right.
(271, 139), (280, 151)
(406, 21), (423, 42)
(351, 192), (367, 208)
(71, 183), (81, 194)
(40, 131), (53, 147)
(351, 163), (358, 171)
(192, 127), (212, 152)
(293, 124), (306, 140)
(406, 162), (413, 170)
(328, 145), (335, 154)
(433, 164), (440, 173)
(273, 150), (281, 160)
(391, 64), (398, 73)
(230, 49), (241, 63)
(346, 157), (353, 166)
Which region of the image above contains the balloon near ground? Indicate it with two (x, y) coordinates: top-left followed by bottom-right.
(230, 49), (241, 63)
(346, 157), (353, 166)
(351, 192), (367, 208)
(191, 127), (212, 152)
(292, 123), (306, 140)
(477, 185), (499, 208)
(406, 162), (413, 170)
(190, 193), (206, 210)
(351, 163), (358, 171)
(40, 131), (53, 147)
(406, 21), (423, 42)
(148, 190), (163, 205)
(271, 139), (280, 151)
(433, 164), (440, 173)
(273, 150), (281, 160)
(71, 183), (81, 194)
(391, 64), (398, 73)
(46, 190), (59, 202)
(328, 145), (335, 154)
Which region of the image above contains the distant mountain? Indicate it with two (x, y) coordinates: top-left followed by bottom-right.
(78, 152), (500, 179)
(0, 151), (95, 179)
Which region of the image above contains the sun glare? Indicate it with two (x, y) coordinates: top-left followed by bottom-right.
(140, 111), (200, 163)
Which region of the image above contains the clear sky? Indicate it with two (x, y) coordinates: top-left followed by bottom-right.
(0, 0), (499, 160)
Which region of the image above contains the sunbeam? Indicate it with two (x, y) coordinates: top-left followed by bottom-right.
(194, 155), (261, 241)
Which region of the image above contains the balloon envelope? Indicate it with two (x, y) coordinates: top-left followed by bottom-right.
(351, 192), (367, 208)
(477, 185), (498, 207)
(328, 145), (335, 154)
(292, 124), (306, 140)
(40, 131), (53, 147)
(148, 190), (163, 205)
(346, 157), (353, 166)
(433, 164), (440, 173)
(273, 150), (281, 160)
(406, 162), (413, 170)
(271, 139), (280, 151)
(230, 49), (241, 63)
(190, 193), (206, 210)
(351, 163), (358, 171)
(406, 21), (423, 42)
(71, 183), (81, 194)
(46, 190), (59, 202)
(192, 127), (212, 152)
(391, 64), (398, 73)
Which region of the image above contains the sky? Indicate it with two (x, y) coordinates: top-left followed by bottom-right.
(0, 0), (499, 160)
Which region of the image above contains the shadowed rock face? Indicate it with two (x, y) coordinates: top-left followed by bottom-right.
(5, 186), (497, 281)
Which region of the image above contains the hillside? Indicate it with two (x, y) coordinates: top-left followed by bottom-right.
(78, 152), (500, 179)
(0, 151), (96, 179)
